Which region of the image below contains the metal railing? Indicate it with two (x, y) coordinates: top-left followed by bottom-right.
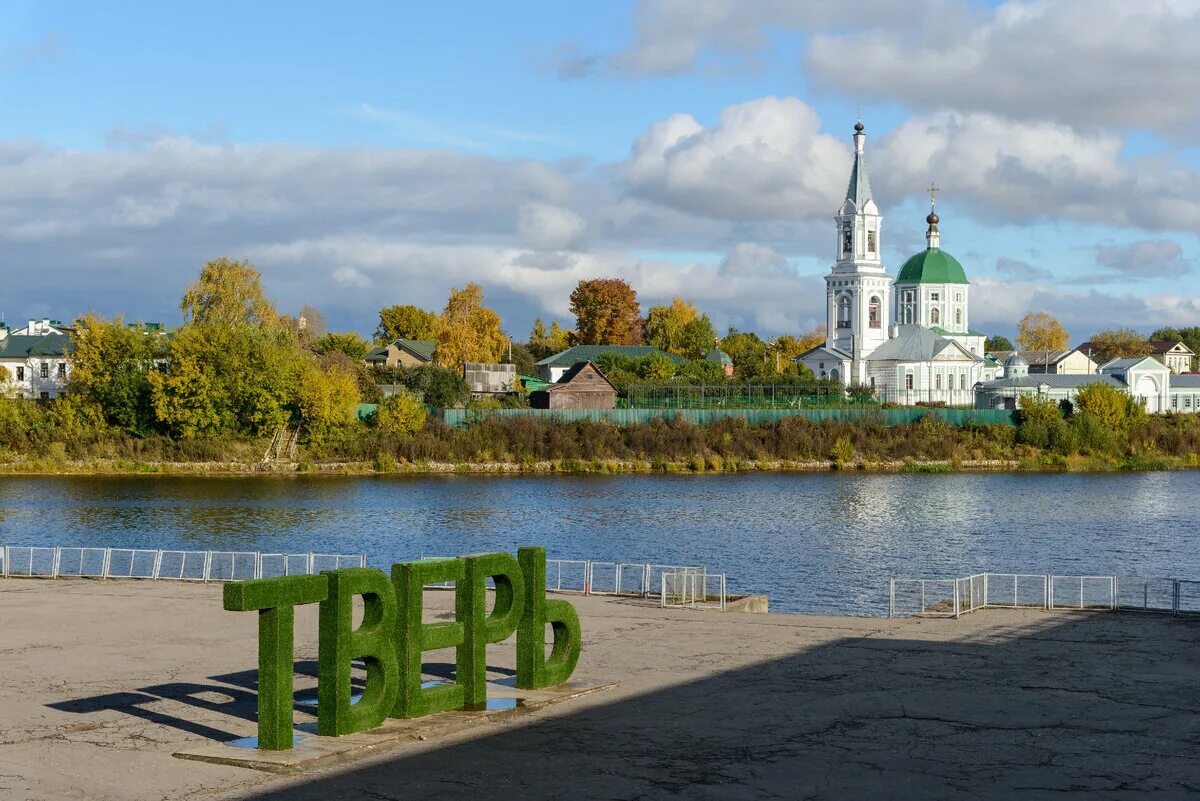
(0, 546), (364, 582)
(418, 556), (718, 603)
(660, 570), (726, 610)
(890, 572), (1200, 618)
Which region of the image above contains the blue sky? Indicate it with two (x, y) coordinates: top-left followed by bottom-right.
(2, 0), (1199, 341)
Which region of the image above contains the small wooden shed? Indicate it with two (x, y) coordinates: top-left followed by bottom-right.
(530, 361), (617, 410)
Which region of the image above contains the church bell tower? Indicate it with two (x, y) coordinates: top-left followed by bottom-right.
(823, 120), (892, 381)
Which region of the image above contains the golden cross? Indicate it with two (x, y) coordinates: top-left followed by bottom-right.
(928, 181), (940, 209)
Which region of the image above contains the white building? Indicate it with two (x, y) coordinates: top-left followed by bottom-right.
(798, 121), (995, 404)
(0, 331), (72, 399)
(975, 354), (1200, 413)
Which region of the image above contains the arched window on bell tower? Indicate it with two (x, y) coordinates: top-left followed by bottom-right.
(931, 307), (940, 325)
(868, 296), (881, 328)
(837, 295), (851, 329)
(842, 226), (852, 257)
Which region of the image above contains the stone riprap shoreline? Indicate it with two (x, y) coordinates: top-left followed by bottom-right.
(0, 579), (1197, 799)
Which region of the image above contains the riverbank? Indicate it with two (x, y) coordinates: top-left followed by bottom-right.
(0, 452), (1196, 476)
(2, 579), (1197, 800)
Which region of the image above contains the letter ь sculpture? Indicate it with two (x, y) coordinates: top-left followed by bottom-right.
(222, 546), (581, 750)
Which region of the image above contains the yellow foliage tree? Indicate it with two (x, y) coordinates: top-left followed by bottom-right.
(296, 363), (361, 448)
(433, 283), (507, 372)
(180, 257), (279, 327)
(376, 392), (427, 437)
(643, 298), (698, 355)
(1016, 311), (1069, 352)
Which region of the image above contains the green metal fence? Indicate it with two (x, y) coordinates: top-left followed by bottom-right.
(443, 407), (1016, 428)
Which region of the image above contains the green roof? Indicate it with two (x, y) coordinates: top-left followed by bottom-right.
(536, 345), (686, 368)
(704, 347), (733, 366)
(366, 338), (436, 363)
(0, 333), (72, 359)
(896, 248), (969, 285)
(929, 326), (987, 338)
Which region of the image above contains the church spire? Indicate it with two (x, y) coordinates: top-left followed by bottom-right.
(845, 119), (873, 208)
(925, 182), (940, 249)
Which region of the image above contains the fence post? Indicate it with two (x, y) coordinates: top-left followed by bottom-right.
(360, 553), (366, 568)
(954, 580), (960, 619)
(983, 573), (989, 608)
(255, 553), (262, 580)
(660, 573), (666, 608)
(102, 548), (111, 580)
(52, 547), (61, 579)
(307, 553), (315, 575)
(1110, 576), (1116, 611)
(1174, 580), (1180, 616)
(584, 561), (591, 596)
(1046, 575), (1051, 609)
(615, 563), (622, 595)
(720, 574), (726, 611)
(203, 551), (212, 583)
(888, 579), (895, 618)
(2, 545), (7, 578)
(152, 550), (164, 580)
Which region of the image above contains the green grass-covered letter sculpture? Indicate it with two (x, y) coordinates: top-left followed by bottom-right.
(515, 546), (582, 689)
(457, 552), (526, 708)
(317, 568), (400, 735)
(391, 558), (467, 718)
(223, 574), (328, 750)
(225, 548), (581, 750)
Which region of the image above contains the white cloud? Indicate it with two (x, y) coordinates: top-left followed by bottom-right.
(622, 97), (847, 219)
(516, 203), (587, 250)
(1095, 239), (1190, 277)
(331, 266), (372, 288)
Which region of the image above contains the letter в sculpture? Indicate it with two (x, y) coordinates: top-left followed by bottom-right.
(223, 574), (328, 750)
(516, 546), (581, 689)
(456, 552), (526, 708)
(391, 558), (466, 718)
(317, 568), (399, 735)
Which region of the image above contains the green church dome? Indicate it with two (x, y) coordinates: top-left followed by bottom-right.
(896, 247), (969, 285)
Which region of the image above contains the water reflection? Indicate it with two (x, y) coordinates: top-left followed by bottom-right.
(1, 472), (1197, 615)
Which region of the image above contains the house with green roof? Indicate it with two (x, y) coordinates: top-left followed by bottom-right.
(364, 338), (436, 369)
(535, 344), (685, 383)
(0, 331), (73, 399)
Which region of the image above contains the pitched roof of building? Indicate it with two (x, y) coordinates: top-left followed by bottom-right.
(896, 248), (969, 285)
(535, 344), (686, 367)
(365, 338), (436, 363)
(1171, 374), (1200, 388)
(1100, 356), (1165, 372)
(704, 347), (733, 366)
(0, 332), (73, 359)
(979, 374), (1127, 390)
(547, 361), (617, 391)
(1150, 339), (1195, 355)
(867, 325), (979, 363)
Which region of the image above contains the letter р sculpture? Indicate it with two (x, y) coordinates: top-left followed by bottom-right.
(223, 546), (581, 750)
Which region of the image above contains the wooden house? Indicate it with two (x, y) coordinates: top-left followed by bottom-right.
(530, 361), (617, 410)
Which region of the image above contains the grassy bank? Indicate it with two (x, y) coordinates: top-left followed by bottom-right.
(1, 453), (1196, 477)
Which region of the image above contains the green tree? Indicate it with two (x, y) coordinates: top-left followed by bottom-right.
(569, 278), (643, 345)
(720, 329), (770, 379)
(639, 353), (677, 381)
(1150, 326), (1200, 371)
(375, 304), (437, 344)
(68, 314), (162, 433)
(314, 331), (371, 360)
(1074, 383), (1143, 430)
(433, 283), (507, 372)
(985, 335), (1014, 352)
(643, 298), (699, 355)
(403, 364), (470, 408)
(376, 392), (427, 437)
(1086, 328), (1151, 365)
(180, 257), (279, 327)
(296, 363), (361, 448)
(678, 314), (717, 360)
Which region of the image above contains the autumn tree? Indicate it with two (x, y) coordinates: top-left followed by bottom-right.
(375, 392), (426, 437)
(375, 304), (437, 344)
(720, 329), (771, 379)
(1016, 311), (1069, 352)
(643, 298), (698, 355)
(1086, 328), (1151, 365)
(314, 331), (370, 360)
(433, 283), (507, 372)
(295, 362), (361, 451)
(1074, 382), (1144, 430)
(180, 257), (279, 327)
(527, 318), (571, 359)
(68, 314), (167, 434)
(569, 278), (643, 345)
(298, 304), (327, 338)
(678, 314), (717, 360)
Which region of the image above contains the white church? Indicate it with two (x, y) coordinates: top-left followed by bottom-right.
(797, 121), (999, 405)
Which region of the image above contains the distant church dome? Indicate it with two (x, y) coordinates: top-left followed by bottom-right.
(1004, 352), (1028, 368)
(896, 248), (969, 284)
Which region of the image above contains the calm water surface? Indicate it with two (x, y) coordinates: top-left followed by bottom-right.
(1, 472), (1197, 615)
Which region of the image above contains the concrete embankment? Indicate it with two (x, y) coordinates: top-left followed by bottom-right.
(0, 579), (1197, 799)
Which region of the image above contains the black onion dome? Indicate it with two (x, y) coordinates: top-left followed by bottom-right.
(854, 121), (864, 133)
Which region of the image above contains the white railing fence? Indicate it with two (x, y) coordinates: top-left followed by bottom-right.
(417, 556), (723, 607)
(660, 570), (726, 611)
(890, 572), (1200, 618)
(0, 546), (364, 582)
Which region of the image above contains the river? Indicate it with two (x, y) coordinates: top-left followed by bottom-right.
(1, 472), (1197, 615)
